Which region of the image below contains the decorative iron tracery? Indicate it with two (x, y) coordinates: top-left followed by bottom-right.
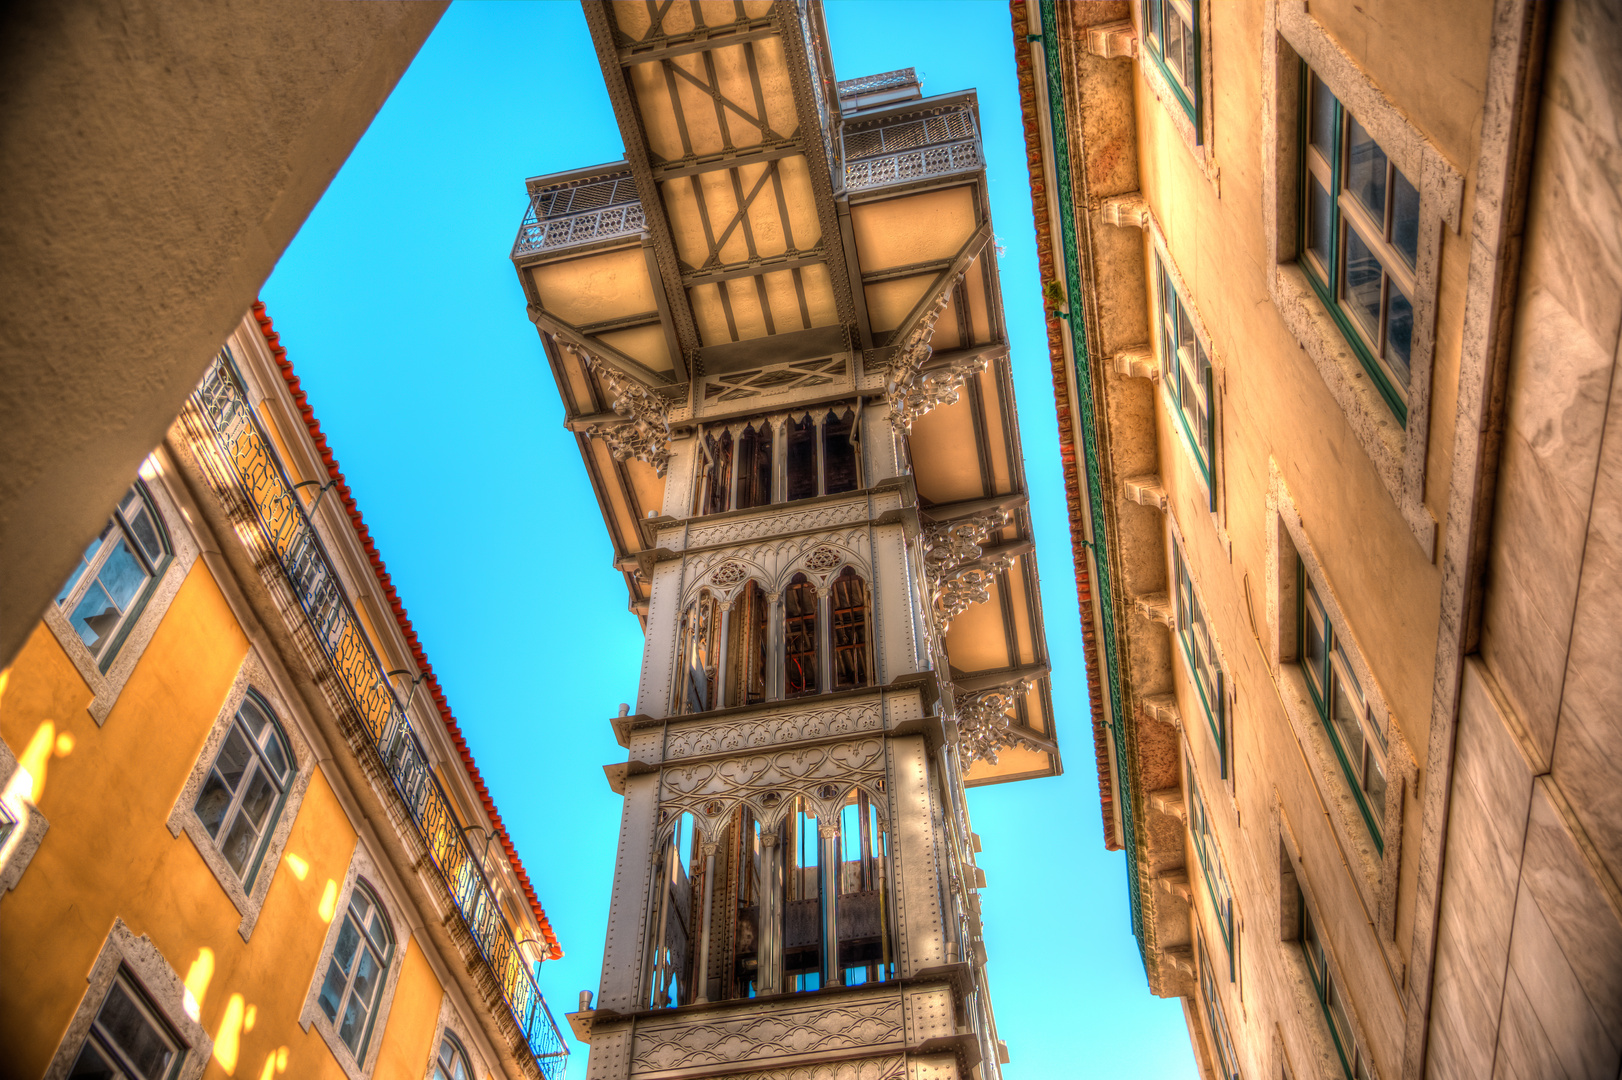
(954, 681), (1043, 768)
(560, 341), (675, 478)
(922, 509), (1015, 630)
(883, 277), (991, 431)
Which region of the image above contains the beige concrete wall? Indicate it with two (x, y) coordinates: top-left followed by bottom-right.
(0, 0), (446, 672)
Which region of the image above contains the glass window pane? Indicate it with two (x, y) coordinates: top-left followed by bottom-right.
(237, 766), (278, 829)
(1392, 167), (1420, 266)
(97, 982), (175, 1080)
(195, 772), (234, 838)
(125, 503), (164, 566)
(69, 582), (119, 653)
(1327, 977), (1354, 1056)
(318, 958), (348, 1022)
(332, 917), (361, 973)
(1308, 176), (1333, 271)
(1165, 12), (1185, 84)
(1386, 284), (1414, 391)
(1310, 75), (1337, 162)
(262, 731), (291, 781)
(1344, 115), (1388, 224)
(237, 699), (267, 738)
(1340, 224), (1384, 342)
(1304, 605), (1327, 698)
(214, 728), (253, 793)
(338, 992), (368, 1054)
(1147, 0), (1162, 45)
(1365, 752), (1388, 821)
(352, 946), (382, 1007)
(1331, 670), (1366, 770)
(97, 538), (148, 611)
(1177, 298), (1194, 352)
(220, 809), (259, 876)
(58, 531), (107, 606)
(68, 1039), (118, 1079)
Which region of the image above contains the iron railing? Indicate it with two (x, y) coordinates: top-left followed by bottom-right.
(836, 67), (917, 98)
(191, 355), (568, 1079)
(513, 173), (645, 257)
(843, 106), (982, 191)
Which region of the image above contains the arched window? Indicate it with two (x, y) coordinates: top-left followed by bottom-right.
(783, 575), (819, 698)
(735, 422), (774, 510)
(433, 1032), (474, 1080)
(193, 691), (294, 888)
(726, 580), (770, 708)
(699, 429), (734, 516)
(822, 408), (859, 495)
(318, 883), (394, 1060)
(786, 416), (818, 501)
(648, 811), (700, 1009)
(677, 590), (722, 713)
(834, 789), (893, 986)
(55, 482), (171, 668)
(829, 567), (871, 691)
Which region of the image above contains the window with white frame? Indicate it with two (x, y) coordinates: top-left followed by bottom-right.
(1187, 755), (1235, 965)
(317, 883), (395, 1062)
(68, 970), (185, 1079)
(1174, 535), (1228, 776)
(192, 692), (294, 890)
(1299, 562), (1388, 851)
(1155, 251), (1216, 496)
(55, 483), (172, 669)
(1301, 890), (1377, 1079)
(1142, 0), (1201, 131)
(1198, 933), (1241, 1080)
(1300, 67), (1418, 424)
(432, 1033), (474, 1080)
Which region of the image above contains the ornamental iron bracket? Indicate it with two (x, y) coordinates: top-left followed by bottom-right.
(923, 508), (1015, 630)
(560, 339), (675, 478)
(953, 677), (1042, 767)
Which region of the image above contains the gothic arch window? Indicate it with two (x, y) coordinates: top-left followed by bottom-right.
(192, 690), (294, 891)
(829, 567), (872, 691)
(726, 580), (770, 708)
(735, 422), (773, 510)
(821, 408), (859, 495)
(783, 574), (819, 698)
(317, 882), (395, 1061)
(833, 788), (893, 986)
(648, 811), (700, 1009)
(55, 481), (171, 669)
(677, 589), (722, 714)
(697, 429), (734, 516)
(786, 415), (818, 501)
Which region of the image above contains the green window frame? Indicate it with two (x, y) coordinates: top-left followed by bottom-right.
(0, 801), (15, 851)
(1141, 0), (1201, 135)
(1173, 536), (1227, 777)
(1187, 757), (1234, 964)
(1155, 251), (1216, 500)
(1198, 934), (1240, 1080)
(1302, 893), (1376, 1079)
(1299, 63), (1420, 425)
(1299, 560), (1389, 853)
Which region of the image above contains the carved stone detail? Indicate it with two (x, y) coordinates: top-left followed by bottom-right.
(660, 739), (887, 838)
(562, 341), (674, 477)
(953, 680), (1041, 768)
(923, 509), (1013, 630)
(630, 994), (903, 1074)
(663, 700), (884, 761)
(884, 281), (989, 430)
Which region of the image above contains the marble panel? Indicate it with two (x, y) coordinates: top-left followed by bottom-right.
(1426, 662), (1534, 1080)
(1492, 970), (1566, 1080)
(1481, 280), (1613, 758)
(1519, 783), (1622, 1060)
(1499, 866), (1621, 1080)
(1550, 371), (1622, 881)
(1527, 0), (1622, 361)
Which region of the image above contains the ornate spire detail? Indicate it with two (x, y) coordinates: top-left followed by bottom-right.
(558, 339), (674, 478)
(885, 277), (990, 430)
(923, 509), (1014, 630)
(953, 680), (1042, 767)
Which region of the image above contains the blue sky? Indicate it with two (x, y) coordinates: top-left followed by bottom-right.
(262, 3), (1194, 1076)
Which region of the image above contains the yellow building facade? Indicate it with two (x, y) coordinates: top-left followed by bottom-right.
(0, 308), (567, 1080)
(1017, 0), (1622, 1078)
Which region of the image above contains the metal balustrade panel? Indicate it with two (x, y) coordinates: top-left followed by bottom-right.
(191, 354), (568, 1078)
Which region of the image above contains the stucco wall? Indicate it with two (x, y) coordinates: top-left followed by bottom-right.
(0, 0), (446, 674)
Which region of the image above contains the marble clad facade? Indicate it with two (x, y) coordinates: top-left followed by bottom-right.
(1015, 0), (1622, 1077)
(511, 4), (1059, 1079)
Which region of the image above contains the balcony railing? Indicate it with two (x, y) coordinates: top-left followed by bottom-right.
(842, 105), (982, 192)
(513, 173), (645, 257)
(190, 354), (568, 1080)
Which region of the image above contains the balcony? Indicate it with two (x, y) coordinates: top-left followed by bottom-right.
(188, 354), (568, 1080)
(842, 104), (983, 192)
(513, 169), (644, 258)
